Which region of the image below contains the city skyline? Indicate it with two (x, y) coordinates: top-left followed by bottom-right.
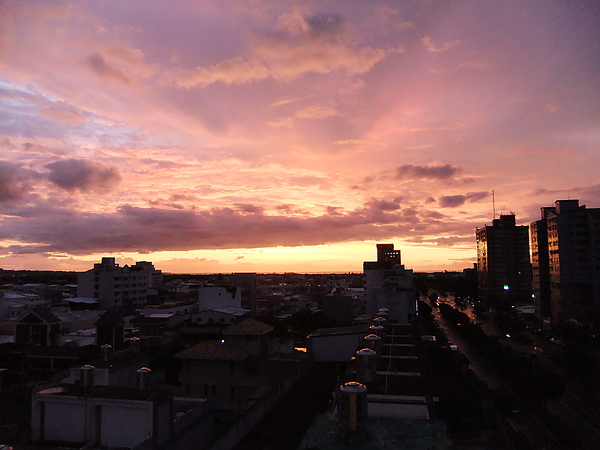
(1, 1), (599, 273)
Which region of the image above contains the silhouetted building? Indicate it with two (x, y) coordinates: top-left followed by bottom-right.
(476, 214), (531, 306)
(363, 244), (417, 323)
(530, 207), (555, 320)
(95, 309), (125, 350)
(232, 272), (257, 316)
(531, 200), (600, 328)
(15, 308), (60, 346)
(78, 257), (162, 315)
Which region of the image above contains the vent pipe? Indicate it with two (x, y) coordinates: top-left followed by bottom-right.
(137, 367), (152, 391)
(129, 336), (141, 353)
(101, 343), (112, 362)
(80, 365), (94, 390)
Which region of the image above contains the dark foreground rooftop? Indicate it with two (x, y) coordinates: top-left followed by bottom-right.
(299, 413), (451, 449)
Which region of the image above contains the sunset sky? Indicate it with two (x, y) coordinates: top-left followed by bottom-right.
(1, 0), (599, 274)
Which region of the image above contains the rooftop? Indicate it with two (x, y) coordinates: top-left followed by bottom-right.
(37, 383), (171, 402)
(223, 317), (273, 335)
(308, 324), (369, 338)
(176, 340), (250, 361)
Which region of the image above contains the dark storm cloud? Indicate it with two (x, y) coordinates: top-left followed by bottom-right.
(395, 164), (460, 181)
(365, 197), (402, 211)
(86, 52), (131, 84)
(326, 206), (343, 216)
(234, 203), (265, 214)
(0, 198), (466, 255)
(439, 191), (488, 208)
(306, 13), (344, 36)
(45, 159), (121, 193)
(0, 161), (36, 202)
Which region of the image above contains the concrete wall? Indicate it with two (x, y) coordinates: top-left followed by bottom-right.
(100, 401), (153, 448)
(32, 391), (169, 448)
(309, 332), (366, 362)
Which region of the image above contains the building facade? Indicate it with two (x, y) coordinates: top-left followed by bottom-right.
(530, 207), (555, 320)
(78, 257), (162, 314)
(363, 244), (417, 323)
(531, 200), (600, 328)
(476, 214), (532, 306)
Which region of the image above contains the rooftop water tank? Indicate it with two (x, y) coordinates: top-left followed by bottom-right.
(363, 333), (382, 352)
(355, 348), (377, 383)
(372, 316), (386, 326)
(368, 324), (385, 340)
(338, 381), (368, 433)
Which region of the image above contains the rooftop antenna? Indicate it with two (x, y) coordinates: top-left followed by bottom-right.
(492, 190), (496, 220)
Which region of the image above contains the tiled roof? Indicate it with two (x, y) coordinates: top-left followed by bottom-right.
(176, 340), (249, 361)
(223, 317), (273, 335)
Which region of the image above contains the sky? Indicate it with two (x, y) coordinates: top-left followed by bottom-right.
(1, 0), (599, 274)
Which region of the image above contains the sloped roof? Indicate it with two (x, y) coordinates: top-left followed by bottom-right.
(95, 309), (125, 327)
(18, 307), (60, 324)
(65, 297), (98, 305)
(176, 340), (249, 361)
(308, 324), (369, 338)
(223, 317), (273, 335)
(211, 306), (251, 316)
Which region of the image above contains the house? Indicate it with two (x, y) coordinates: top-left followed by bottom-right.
(191, 306), (250, 326)
(177, 318), (273, 405)
(14, 308), (61, 346)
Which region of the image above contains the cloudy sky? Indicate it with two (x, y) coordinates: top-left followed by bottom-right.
(1, 0), (599, 274)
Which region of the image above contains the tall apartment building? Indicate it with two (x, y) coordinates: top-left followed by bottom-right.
(530, 207), (555, 320)
(363, 243), (416, 323)
(78, 257), (163, 314)
(531, 200), (600, 328)
(476, 214), (532, 306)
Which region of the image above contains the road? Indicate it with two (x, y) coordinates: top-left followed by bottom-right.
(432, 297), (600, 449)
(431, 302), (562, 449)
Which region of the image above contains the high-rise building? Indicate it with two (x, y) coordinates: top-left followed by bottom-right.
(531, 200), (600, 328)
(530, 207), (555, 320)
(363, 244), (416, 323)
(476, 214), (531, 306)
(78, 257), (162, 314)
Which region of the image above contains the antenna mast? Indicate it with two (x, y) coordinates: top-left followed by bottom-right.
(492, 190), (496, 220)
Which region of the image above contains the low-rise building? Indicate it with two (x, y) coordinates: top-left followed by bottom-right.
(31, 374), (212, 449)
